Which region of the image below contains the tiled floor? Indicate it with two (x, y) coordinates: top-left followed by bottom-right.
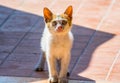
(0, 0), (120, 83)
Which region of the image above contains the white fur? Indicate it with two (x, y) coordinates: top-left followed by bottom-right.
(41, 24), (73, 79)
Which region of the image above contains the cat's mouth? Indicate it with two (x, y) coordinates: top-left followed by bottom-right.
(56, 26), (64, 32)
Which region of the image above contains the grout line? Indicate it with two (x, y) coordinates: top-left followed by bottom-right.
(0, 10), (15, 29)
(71, 0), (116, 74)
(0, 0), (28, 65)
(82, 0), (116, 54)
(105, 50), (120, 80)
(74, 0), (86, 16)
(94, 0), (116, 32)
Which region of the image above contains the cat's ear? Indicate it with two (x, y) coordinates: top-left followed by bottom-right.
(43, 7), (53, 23)
(64, 5), (73, 19)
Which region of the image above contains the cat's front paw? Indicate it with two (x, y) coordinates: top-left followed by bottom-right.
(58, 78), (68, 83)
(49, 76), (58, 83)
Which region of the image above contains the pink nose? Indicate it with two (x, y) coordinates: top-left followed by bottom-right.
(57, 26), (63, 32)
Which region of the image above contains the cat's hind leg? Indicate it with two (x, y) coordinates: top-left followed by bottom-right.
(35, 51), (46, 71)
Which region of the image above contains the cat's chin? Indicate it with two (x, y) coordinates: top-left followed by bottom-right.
(55, 29), (64, 32)
(56, 30), (63, 33)
(54, 30), (64, 33)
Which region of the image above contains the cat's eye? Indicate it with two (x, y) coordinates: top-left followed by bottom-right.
(62, 20), (67, 25)
(52, 21), (57, 26)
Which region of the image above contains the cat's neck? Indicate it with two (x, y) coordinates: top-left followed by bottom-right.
(53, 34), (69, 39)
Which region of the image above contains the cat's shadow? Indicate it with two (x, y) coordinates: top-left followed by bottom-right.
(0, 5), (115, 83)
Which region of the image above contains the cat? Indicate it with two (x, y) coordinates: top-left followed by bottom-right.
(35, 5), (73, 83)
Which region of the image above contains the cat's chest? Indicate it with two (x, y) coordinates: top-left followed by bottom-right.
(50, 37), (71, 58)
(51, 36), (70, 48)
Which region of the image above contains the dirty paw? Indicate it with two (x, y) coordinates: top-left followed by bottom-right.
(58, 78), (68, 83)
(48, 76), (58, 83)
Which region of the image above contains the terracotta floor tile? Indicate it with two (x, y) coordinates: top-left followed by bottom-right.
(1, 60), (36, 70)
(0, 32), (25, 39)
(70, 57), (78, 64)
(0, 53), (8, 60)
(18, 39), (40, 47)
(0, 6), (14, 25)
(0, 39), (19, 46)
(107, 52), (120, 81)
(6, 53), (39, 62)
(74, 35), (90, 43)
(73, 42), (87, 49)
(30, 18), (45, 33)
(13, 46), (41, 54)
(0, 0), (120, 82)
(0, 38), (21, 53)
(0, 76), (48, 83)
(71, 49), (83, 57)
(0, 10), (39, 32)
(31, 71), (48, 78)
(18, 0), (55, 15)
(92, 36), (120, 52)
(24, 32), (42, 40)
(0, 60), (3, 64)
(0, 68), (32, 77)
(98, 0), (120, 35)
(71, 64), (108, 80)
(71, 25), (95, 35)
(83, 36), (119, 54)
(0, 0), (23, 9)
(0, 45), (15, 53)
(51, 0), (82, 14)
(74, 0), (111, 28)
(70, 34), (116, 80)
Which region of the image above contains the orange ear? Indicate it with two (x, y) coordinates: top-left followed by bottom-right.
(43, 7), (53, 22)
(64, 5), (73, 18)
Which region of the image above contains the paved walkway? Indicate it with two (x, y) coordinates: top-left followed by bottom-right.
(0, 0), (120, 83)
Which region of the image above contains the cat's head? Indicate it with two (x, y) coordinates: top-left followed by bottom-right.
(43, 5), (73, 35)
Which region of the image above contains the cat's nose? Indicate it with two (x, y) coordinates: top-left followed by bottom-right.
(58, 26), (62, 30)
(57, 26), (63, 32)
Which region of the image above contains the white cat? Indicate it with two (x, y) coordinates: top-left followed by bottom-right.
(35, 5), (73, 83)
